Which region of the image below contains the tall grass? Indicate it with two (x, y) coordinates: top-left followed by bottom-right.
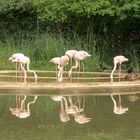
(0, 32), (101, 71)
(0, 30), (139, 72)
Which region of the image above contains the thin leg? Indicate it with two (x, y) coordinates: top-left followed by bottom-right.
(82, 61), (85, 83)
(78, 62), (80, 83)
(118, 64), (121, 82)
(56, 65), (58, 81)
(20, 63), (27, 83)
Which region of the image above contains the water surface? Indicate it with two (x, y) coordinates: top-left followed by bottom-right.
(0, 89), (140, 140)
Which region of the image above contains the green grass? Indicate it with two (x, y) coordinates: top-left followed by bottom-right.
(0, 33), (100, 71)
(0, 32), (139, 72)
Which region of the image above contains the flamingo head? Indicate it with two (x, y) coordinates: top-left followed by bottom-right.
(75, 51), (92, 60)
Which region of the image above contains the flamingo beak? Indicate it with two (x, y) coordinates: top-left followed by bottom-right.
(9, 57), (12, 61)
(88, 54), (92, 57)
(125, 58), (128, 61)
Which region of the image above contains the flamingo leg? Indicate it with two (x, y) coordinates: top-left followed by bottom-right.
(118, 63), (121, 82)
(82, 61), (85, 83)
(20, 63), (27, 83)
(78, 61), (80, 83)
(56, 65), (58, 81)
(16, 63), (17, 81)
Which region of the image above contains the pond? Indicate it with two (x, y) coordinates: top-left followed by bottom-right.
(0, 71), (140, 140)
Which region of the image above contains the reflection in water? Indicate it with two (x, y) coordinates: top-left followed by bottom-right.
(0, 92), (140, 140)
(111, 94), (128, 115)
(51, 95), (92, 124)
(9, 95), (38, 119)
(127, 94), (139, 102)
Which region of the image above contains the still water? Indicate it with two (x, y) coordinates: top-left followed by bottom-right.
(0, 89), (140, 140)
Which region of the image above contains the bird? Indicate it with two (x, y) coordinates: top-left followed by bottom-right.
(11, 55), (37, 83)
(111, 94), (128, 115)
(68, 51), (91, 82)
(50, 55), (69, 82)
(9, 53), (25, 78)
(125, 67), (139, 81)
(50, 57), (61, 81)
(65, 50), (78, 60)
(110, 55), (128, 82)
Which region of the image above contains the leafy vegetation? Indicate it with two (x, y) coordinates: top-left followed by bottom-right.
(0, 0), (139, 71)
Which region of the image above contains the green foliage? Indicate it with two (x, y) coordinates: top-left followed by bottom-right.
(0, 0), (139, 71)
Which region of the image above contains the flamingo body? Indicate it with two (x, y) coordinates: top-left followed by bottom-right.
(110, 55), (128, 82)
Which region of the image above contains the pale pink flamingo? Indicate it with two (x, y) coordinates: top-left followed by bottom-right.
(50, 55), (69, 82)
(9, 53), (25, 78)
(110, 55), (128, 82)
(68, 51), (91, 82)
(65, 50), (78, 60)
(12, 55), (37, 83)
(50, 57), (61, 81)
(111, 94), (128, 115)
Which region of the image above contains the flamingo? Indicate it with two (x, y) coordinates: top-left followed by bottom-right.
(50, 55), (69, 82)
(9, 53), (25, 78)
(68, 51), (91, 81)
(50, 57), (61, 81)
(12, 55), (37, 83)
(65, 50), (78, 60)
(110, 55), (128, 82)
(111, 94), (128, 115)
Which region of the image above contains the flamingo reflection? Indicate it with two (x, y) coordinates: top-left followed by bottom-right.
(51, 95), (92, 124)
(51, 95), (70, 122)
(111, 94), (128, 115)
(9, 95), (38, 119)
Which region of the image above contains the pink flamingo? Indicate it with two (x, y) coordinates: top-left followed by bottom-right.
(9, 53), (25, 78)
(12, 55), (37, 83)
(65, 50), (78, 60)
(68, 51), (91, 81)
(50, 57), (61, 81)
(50, 55), (69, 82)
(110, 55), (128, 82)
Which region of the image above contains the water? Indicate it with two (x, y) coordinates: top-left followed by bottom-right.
(0, 71), (140, 140)
(0, 90), (140, 140)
